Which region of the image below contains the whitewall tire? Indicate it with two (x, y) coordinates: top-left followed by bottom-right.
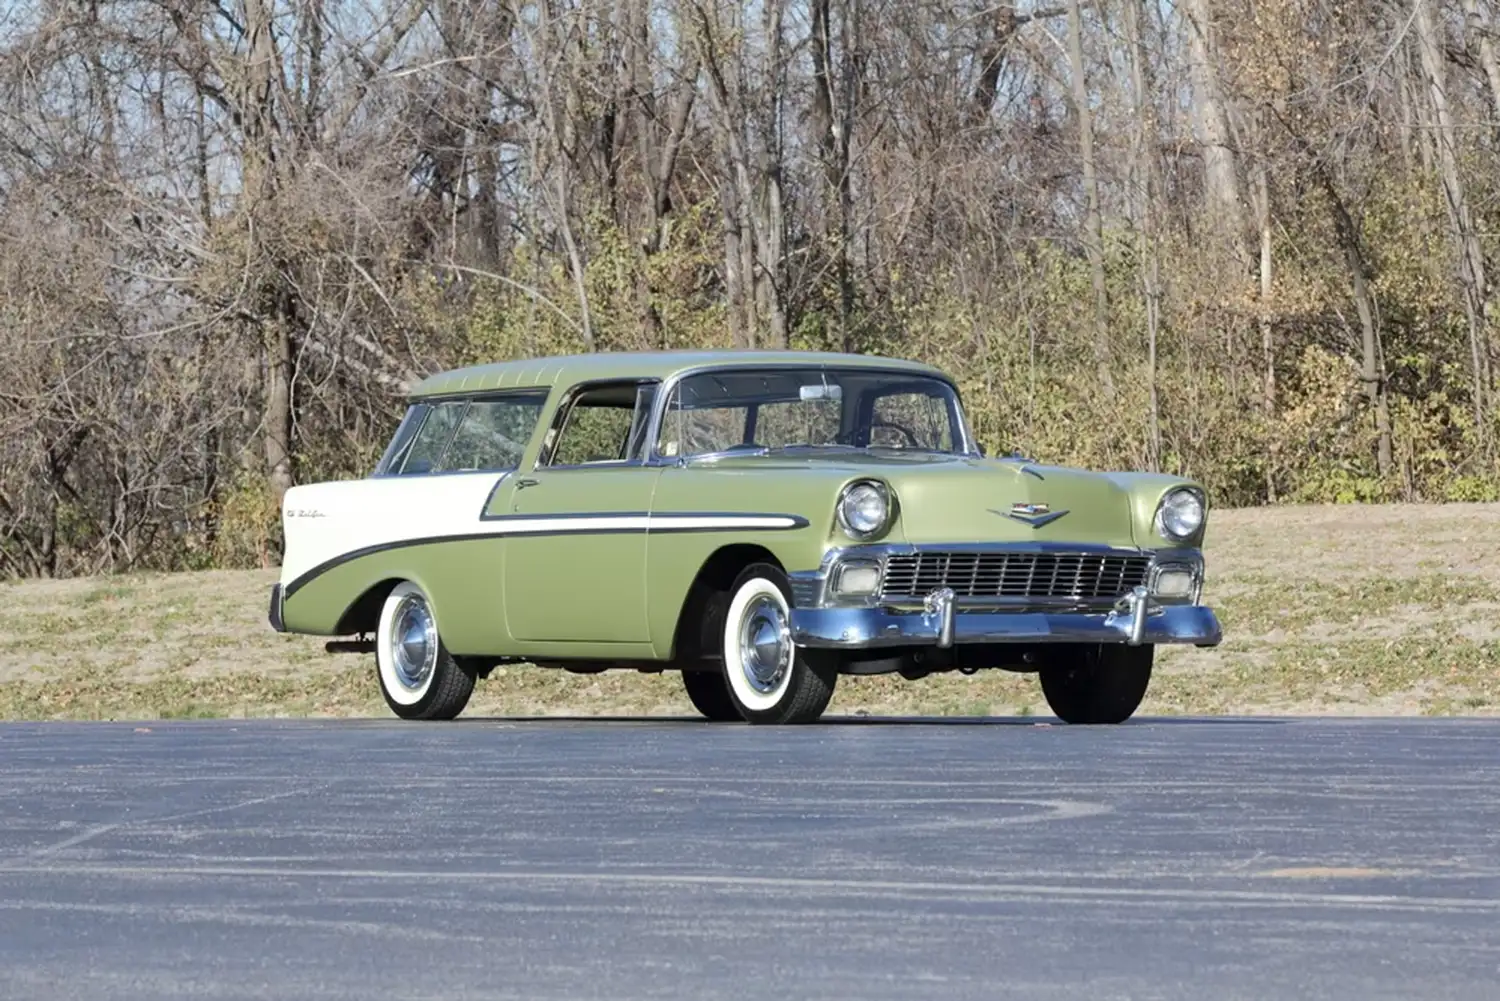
(375, 581), (476, 720)
(720, 563), (837, 724)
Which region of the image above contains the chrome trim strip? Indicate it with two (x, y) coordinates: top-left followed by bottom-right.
(282, 511), (811, 599)
(827, 541), (1156, 559)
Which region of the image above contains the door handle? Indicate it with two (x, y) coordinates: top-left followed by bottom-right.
(515, 477), (539, 489)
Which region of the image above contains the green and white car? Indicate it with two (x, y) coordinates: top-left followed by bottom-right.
(268, 349), (1222, 724)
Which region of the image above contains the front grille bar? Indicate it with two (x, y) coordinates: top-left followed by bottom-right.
(879, 551), (1151, 602)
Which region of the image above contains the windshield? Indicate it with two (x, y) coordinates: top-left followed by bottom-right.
(653, 367), (973, 460)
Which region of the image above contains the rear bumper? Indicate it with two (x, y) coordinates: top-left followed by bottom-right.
(789, 590), (1222, 650)
(267, 583), (286, 633)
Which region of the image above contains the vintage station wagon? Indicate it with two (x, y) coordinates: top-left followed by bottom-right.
(268, 350), (1222, 724)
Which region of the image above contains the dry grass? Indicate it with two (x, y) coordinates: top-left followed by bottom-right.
(2, 502), (1498, 720)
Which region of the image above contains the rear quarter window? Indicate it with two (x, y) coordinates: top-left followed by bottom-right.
(378, 393), (550, 475)
(374, 404), (429, 474)
(396, 401), (467, 474)
(442, 395), (548, 471)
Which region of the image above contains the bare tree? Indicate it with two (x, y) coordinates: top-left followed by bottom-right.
(1416, 0), (1492, 447)
(3, 0), (1499, 578)
(1064, 0), (1113, 396)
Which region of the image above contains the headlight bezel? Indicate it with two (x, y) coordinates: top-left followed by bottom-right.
(836, 478), (896, 541)
(1154, 486), (1207, 543)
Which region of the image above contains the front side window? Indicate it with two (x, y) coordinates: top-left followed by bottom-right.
(654, 367), (970, 460)
(546, 381), (658, 467)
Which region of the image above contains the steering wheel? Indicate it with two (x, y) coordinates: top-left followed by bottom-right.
(869, 417), (920, 448)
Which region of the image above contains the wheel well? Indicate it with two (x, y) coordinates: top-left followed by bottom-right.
(334, 578), (405, 635)
(670, 544), (782, 664)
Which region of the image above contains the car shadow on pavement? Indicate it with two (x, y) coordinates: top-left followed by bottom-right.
(444, 714), (1292, 727)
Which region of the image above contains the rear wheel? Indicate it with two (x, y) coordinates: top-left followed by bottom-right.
(719, 563), (837, 724)
(375, 581), (476, 720)
(1038, 643), (1153, 724)
(681, 670), (742, 721)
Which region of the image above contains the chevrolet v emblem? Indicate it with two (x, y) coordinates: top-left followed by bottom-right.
(993, 502), (1070, 529)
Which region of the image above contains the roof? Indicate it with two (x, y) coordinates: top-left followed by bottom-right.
(406, 349), (950, 399)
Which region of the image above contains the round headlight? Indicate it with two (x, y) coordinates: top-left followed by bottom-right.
(1157, 487), (1205, 541)
(838, 481), (891, 539)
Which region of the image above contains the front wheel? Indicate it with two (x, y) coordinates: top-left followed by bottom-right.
(375, 581), (476, 720)
(719, 563), (838, 724)
(1038, 643), (1153, 724)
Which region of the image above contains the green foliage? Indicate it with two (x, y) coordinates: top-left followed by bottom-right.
(205, 470), (281, 571)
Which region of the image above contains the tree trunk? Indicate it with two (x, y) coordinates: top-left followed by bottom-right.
(1250, 113), (1277, 500)
(693, 0), (785, 348)
(1182, 0), (1249, 266)
(241, 0), (295, 508)
(1124, 0), (1161, 469)
(263, 316), (294, 505)
(628, 0), (661, 343)
(1460, 0), (1500, 133)
(970, 6), (1020, 124)
(1065, 0), (1114, 396)
(556, 169), (596, 351)
(752, 0), (788, 348)
(719, 165), (751, 348)
(1327, 189), (1392, 478)
(1416, 0), (1492, 447)
(812, 0), (859, 351)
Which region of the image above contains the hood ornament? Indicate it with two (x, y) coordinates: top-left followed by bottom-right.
(993, 502), (1069, 529)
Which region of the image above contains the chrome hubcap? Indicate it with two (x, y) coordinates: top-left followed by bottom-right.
(738, 594), (790, 693)
(390, 595), (437, 692)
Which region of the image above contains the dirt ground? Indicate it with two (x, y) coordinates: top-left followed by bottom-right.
(2, 502), (1497, 720)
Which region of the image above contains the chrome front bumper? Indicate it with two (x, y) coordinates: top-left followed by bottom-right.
(789, 587), (1222, 650)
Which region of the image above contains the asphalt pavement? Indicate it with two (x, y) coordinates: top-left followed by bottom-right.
(1, 714), (1497, 1000)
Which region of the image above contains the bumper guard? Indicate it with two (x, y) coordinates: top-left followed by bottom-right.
(267, 583), (286, 633)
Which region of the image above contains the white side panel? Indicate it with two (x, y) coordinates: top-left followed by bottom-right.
(278, 472), (807, 589)
(279, 473), (505, 588)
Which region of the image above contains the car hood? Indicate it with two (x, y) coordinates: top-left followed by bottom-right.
(686, 452), (1166, 549)
(878, 458), (1147, 547)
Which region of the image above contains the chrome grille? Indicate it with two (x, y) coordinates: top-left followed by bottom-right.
(879, 551), (1150, 601)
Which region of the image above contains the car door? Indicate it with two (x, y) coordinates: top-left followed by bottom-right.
(378, 390), (550, 654)
(501, 379), (662, 644)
